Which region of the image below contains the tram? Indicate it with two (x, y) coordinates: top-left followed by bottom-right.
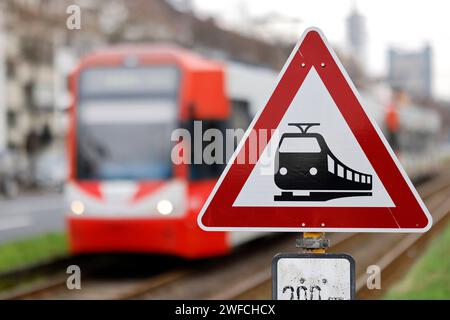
(65, 45), (443, 258)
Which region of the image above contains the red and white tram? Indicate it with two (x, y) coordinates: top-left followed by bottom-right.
(65, 45), (442, 258)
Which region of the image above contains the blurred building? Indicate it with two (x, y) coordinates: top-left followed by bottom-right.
(388, 45), (432, 99)
(0, 9), (7, 152)
(0, 0), (289, 178)
(2, 0), (104, 156)
(346, 4), (367, 70)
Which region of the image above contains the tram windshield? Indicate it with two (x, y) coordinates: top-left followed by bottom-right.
(76, 65), (179, 180)
(279, 137), (321, 153)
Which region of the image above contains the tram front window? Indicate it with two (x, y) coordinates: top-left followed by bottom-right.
(279, 137), (321, 153)
(76, 65), (179, 180)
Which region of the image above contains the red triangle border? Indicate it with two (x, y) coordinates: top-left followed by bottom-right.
(198, 27), (432, 233)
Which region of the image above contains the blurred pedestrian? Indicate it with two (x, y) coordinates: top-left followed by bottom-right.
(41, 123), (52, 146)
(25, 129), (40, 156)
(25, 129), (40, 187)
(385, 88), (403, 153)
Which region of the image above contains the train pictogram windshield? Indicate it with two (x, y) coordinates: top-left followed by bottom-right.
(279, 137), (321, 153)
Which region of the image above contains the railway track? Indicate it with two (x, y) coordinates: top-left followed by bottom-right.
(0, 254), (114, 296)
(216, 173), (450, 300)
(2, 172), (450, 300)
(0, 253), (187, 300)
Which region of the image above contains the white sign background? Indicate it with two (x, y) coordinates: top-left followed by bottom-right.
(233, 68), (394, 208)
(274, 254), (354, 300)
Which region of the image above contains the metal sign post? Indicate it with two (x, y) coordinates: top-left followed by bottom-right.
(297, 232), (330, 254)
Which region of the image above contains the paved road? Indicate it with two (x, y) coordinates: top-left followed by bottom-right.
(0, 191), (65, 243)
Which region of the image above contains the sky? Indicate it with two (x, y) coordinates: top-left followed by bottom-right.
(192, 0), (450, 100)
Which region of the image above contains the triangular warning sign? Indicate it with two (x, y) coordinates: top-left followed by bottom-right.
(198, 27), (432, 233)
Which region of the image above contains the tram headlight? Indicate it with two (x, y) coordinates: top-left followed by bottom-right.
(70, 200), (85, 215)
(279, 167), (288, 175)
(309, 167), (318, 175)
(157, 200), (173, 215)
